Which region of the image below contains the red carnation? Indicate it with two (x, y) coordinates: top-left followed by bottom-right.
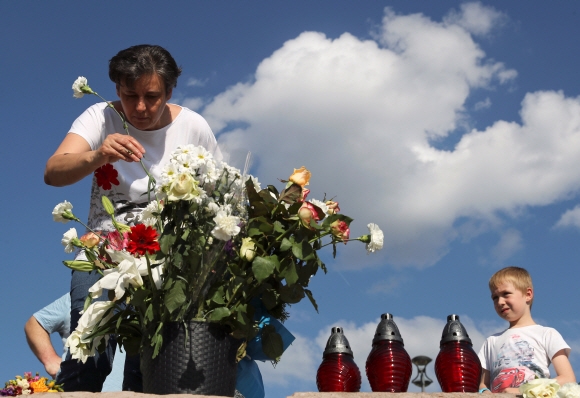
(127, 224), (160, 256)
(95, 163), (120, 190)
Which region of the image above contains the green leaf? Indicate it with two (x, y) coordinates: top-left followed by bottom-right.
(280, 237), (293, 252)
(261, 326), (284, 361)
(284, 262), (299, 285)
(101, 196), (115, 215)
(209, 306), (231, 322)
(279, 284), (305, 304)
(208, 288), (226, 305)
(252, 256), (279, 283)
(159, 233), (176, 255)
(247, 227), (262, 237)
(304, 288), (319, 312)
(272, 221), (285, 233)
(259, 222), (274, 234)
(278, 183), (302, 204)
(292, 239), (315, 261)
(297, 260), (319, 285)
(164, 280), (186, 314)
(262, 289), (278, 310)
(62, 260), (96, 272)
(145, 304), (154, 322)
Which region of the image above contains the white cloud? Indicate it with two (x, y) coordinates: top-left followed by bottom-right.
(490, 228), (523, 263)
(367, 275), (407, 295)
(260, 314), (486, 392)
(474, 97), (492, 111)
(200, 6), (580, 268)
(181, 97), (205, 111)
(554, 205), (580, 229)
(444, 2), (507, 36)
(186, 77), (207, 87)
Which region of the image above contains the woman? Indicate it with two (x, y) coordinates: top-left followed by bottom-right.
(45, 44), (220, 392)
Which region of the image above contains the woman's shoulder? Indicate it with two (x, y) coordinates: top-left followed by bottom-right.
(169, 104), (212, 129)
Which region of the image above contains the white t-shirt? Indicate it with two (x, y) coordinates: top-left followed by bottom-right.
(478, 325), (570, 392)
(69, 102), (220, 231)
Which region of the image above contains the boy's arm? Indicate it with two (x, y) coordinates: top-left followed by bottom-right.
(24, 316), (62, 378)
(479, 369), (492, 393)
(552, 349), (576, 385)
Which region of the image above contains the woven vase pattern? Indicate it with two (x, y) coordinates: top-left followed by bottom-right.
(141, 321), (240, 396)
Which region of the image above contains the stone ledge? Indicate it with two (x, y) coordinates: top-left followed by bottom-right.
(288, 394), (518, 398)
(36, 393), (520, 398)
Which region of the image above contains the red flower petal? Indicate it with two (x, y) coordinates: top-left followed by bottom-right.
(127, 224), (160, 256)
(95, 164), (120, 190)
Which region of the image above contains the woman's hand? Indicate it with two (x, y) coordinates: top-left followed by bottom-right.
(45, 133), (146, 187)
(97, 133), (144, 164)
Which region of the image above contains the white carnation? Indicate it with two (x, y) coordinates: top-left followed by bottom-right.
(72, 76), (93, 98)
(211, 210), (241, 241)
(366, 223), (384, 253)
(62, 227), (78, 253)
(52, 200), (73, 223)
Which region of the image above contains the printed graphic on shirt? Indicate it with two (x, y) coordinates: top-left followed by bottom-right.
(491, 334), (546, 392)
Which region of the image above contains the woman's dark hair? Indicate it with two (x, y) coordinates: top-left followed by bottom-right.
(109, 45), (182, 93)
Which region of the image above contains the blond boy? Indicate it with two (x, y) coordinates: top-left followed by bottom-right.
(478, 266), (575, 393)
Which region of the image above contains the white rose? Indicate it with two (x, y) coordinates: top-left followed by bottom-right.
(520, 378), (560, 398)
(558, 383), (580, 398)
(167, 173), (201, 202)
(61, 228), (78, 253)
(240, 237), (257, 262)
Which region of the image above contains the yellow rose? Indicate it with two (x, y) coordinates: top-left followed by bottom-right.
(520, 378), (560, 398)
(240, 237), (257, 261)
(289, 166), (311, 187)
(167, 173), (200, 202)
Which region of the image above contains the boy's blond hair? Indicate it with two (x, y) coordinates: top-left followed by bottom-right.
(489, 266), (534, 309)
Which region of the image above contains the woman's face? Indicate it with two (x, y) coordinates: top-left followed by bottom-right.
(116, 73), (172, 131)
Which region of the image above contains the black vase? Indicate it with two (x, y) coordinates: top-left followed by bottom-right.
(140, 321), (241, 396)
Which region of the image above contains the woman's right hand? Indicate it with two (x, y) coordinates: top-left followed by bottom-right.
(97, 133), (144, 164)
(44, 133), (145, 187)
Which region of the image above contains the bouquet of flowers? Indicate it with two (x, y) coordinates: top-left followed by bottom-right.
(0, 372), (62, 396)
(54, 77), (384, 364)
(520, 379), (580, 398)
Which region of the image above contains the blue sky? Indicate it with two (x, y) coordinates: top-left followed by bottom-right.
(2, 1), (580, 397)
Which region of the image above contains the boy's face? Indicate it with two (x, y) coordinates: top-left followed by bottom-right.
(491, 281), (533, 326)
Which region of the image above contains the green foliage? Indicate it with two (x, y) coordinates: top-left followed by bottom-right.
(67, 175), (358, 363)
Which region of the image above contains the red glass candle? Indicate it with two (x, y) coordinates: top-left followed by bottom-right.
(316, 327), (361, 392)
(434, 314), (482, 392)
(366, 313), (412, 392)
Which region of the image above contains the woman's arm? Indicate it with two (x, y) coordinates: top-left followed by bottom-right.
(552, 349), (576, 385)
(44, 133), (144, 187)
